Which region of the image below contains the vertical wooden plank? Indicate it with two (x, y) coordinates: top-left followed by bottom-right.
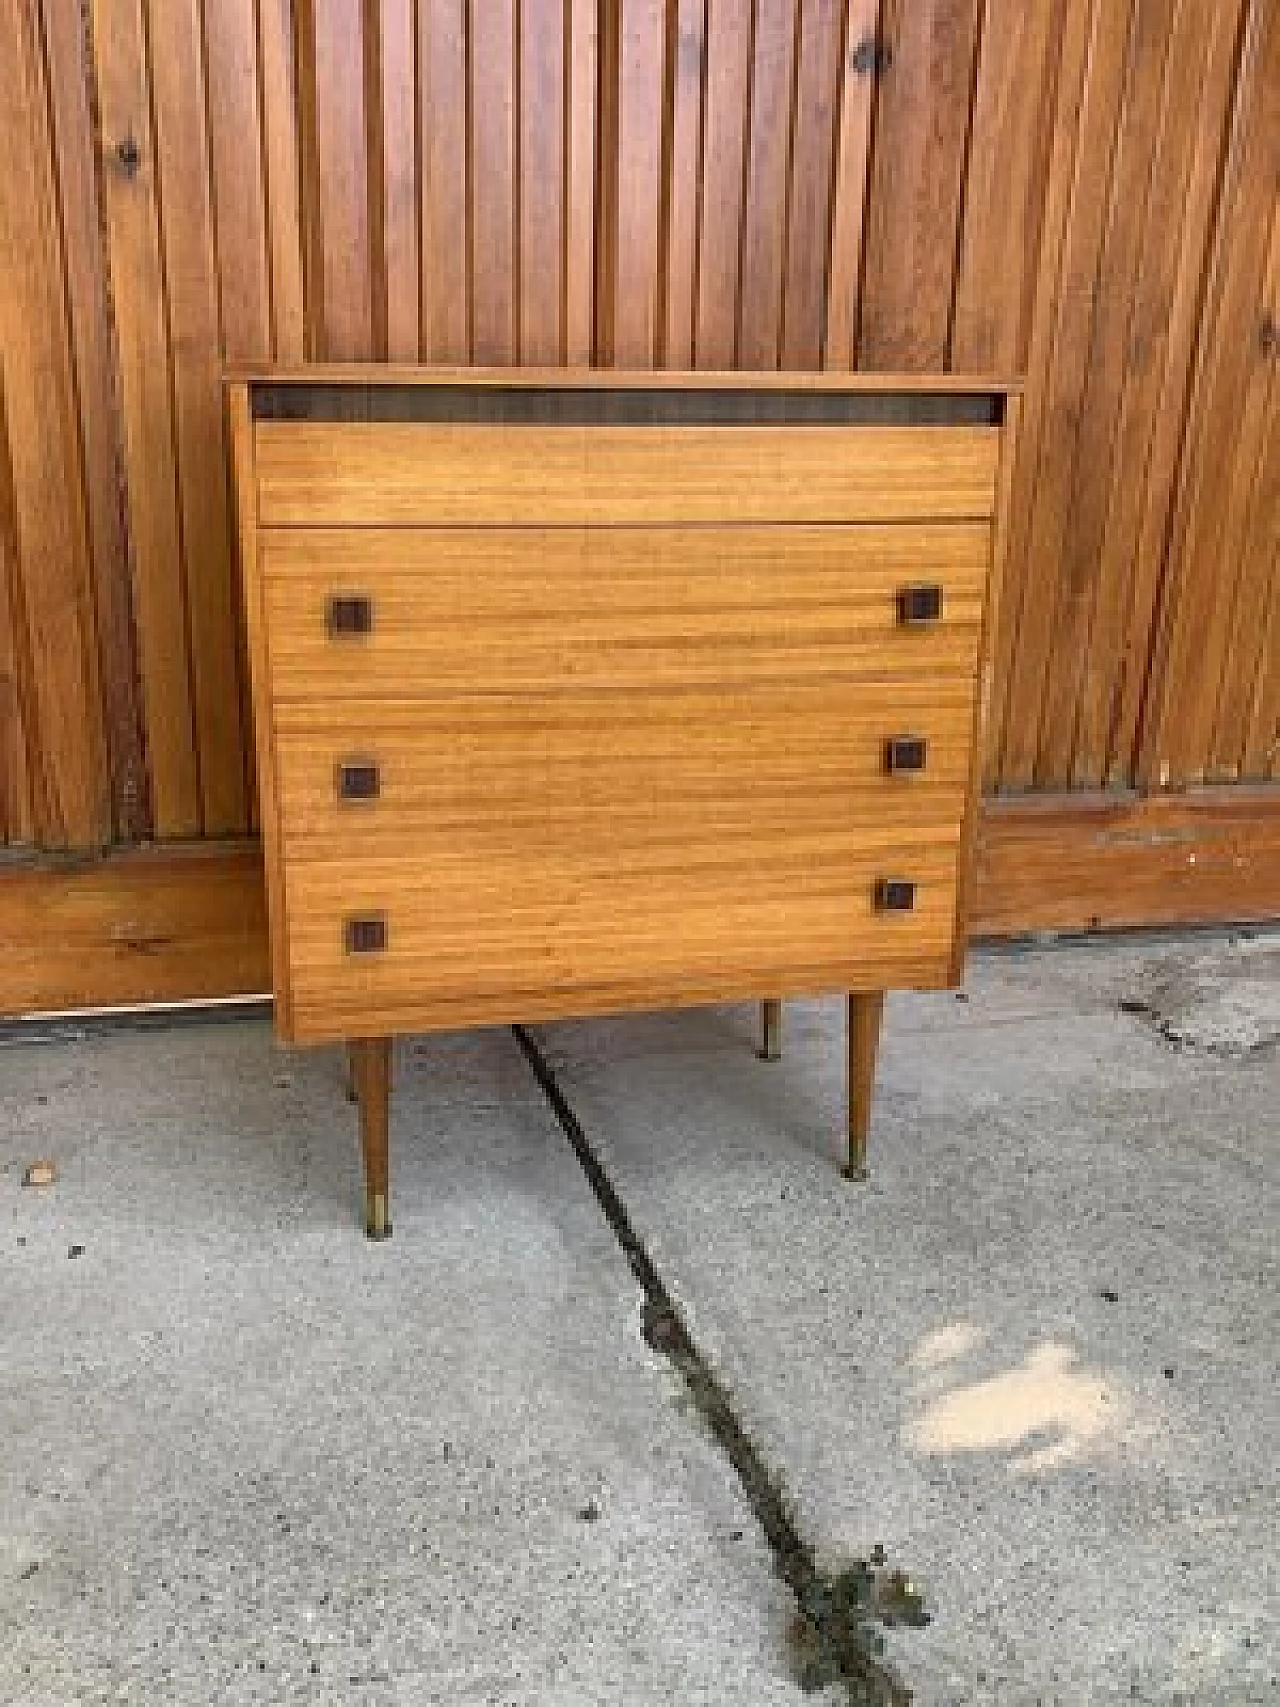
(996, 0), (1134, 788)
(1140, 0), (1280, 788)
(951, 0), (1067, 374)
(0, 379), (35, 844)
(738, 0), (798, 369)
(1191, 209), (1279, 781)
(146, 0), (248, 834)
(594, 0), (620, 364)
(1213, 326), (1279, 777)
(780, 0), (843, 367)
(663, 0), (706, 367)
(308, 0), (374, 358)
(202, 0), (273, 363)
(695, 0), (751, 367)
(825, 0), (880, 369)
(41, 0), (148, 839)
(376, 0), (421, 360)
(258, 0), (308, 360)
(1032, 0), (1174, 788)
(470, 0), (517, 363)
(0, 0), (109, 850)
(1072, 0), (1247, 786)
(1244, 533), (1280, 781)
(93, 0), (203, 836)
(984, 0), (1097, 784)
(419, 0), (469, 361)
(857, 0), (983, 370)
(565, 0), (598, 362)
(612, 0), (666, 365)
(520, 0), (565, 364)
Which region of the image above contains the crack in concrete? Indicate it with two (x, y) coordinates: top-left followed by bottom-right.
(511, 1025), (925, 1706)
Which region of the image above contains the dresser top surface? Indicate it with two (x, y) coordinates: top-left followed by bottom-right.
(227, 364), (1020, 399)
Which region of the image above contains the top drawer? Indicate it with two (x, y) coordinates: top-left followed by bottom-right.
(252, 422), (1001, 528)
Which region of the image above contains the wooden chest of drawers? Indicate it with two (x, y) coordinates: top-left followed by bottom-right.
(229, 370), (1018, 1236)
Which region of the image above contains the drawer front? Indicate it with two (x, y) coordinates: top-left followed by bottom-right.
(272, 678), (977, 860)
(261, 523), (990, 699)
(254, 422), (1001, 527)
(281, 836), (962, 1043)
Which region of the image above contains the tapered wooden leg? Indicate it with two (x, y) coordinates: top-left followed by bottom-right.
(845, 993), (884, 1181)
(350, 1037), (392, 1239)
(759, 998), (782, 1061)
(344, 1043), (358, 1104)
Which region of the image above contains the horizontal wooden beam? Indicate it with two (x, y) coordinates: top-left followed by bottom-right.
(973, 787), (1280, 936)
(1, 787), (1277, 1016)
(0, 840), (269, 1015)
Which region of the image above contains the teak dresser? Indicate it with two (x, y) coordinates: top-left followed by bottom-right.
(229, 369), (1019, 1237)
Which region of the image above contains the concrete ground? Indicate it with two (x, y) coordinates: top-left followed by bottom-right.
(0, 929), (1276, 1706)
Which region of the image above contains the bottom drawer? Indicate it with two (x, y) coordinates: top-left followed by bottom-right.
(280, 834), (961, 1043)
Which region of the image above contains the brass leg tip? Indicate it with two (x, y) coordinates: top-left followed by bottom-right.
(364, 1193), (391, 1240)
(841, 1160), (869, 1183)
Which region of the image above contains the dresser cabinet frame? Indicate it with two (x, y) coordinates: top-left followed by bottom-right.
(229, 369), (1019, 1238)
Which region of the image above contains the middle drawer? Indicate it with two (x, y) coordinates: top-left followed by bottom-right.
(260, 523), (990, 699)
(273, 677), (977, 862)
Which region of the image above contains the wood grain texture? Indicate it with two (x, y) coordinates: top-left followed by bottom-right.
(695, 0), (752, 365)
(7, 786), (1280, 1019)
(283, 832), (962, 1044)
(245, 379), (1003, 1045)
(825, 0), (882, 369)
(469, 0), (517, 363)
(272, 679), (977, 859)
(0, 0), (108, 849)
(858, 0), (984, 369)
(0, 379), (35, 845)
(257, 0), (307, 360)
(952, 393), (1020, 976)
(148, 0), (248, 833)
(780, 0), (843, 368)
(0, 841), (270, 1013)
(38, 0), (147, 840)
(307, 0), (374, 358)
(92, 0), (202, 835)
(1076, 0), (1249, 787)
(259, 521), (990, 694)
(1033, 0), (1174, 788)
(240, 363), (1016, 391)
(663, 0), (707, 367)
(846, 991), (885, 1177)
(565, 0), (598, 362)
(519, 0), (565, 363)
(0, 0), (1273, 980)
(1142, 0), (1280, 789)
(951, 0), (1067, 374)
(612, 0), (666, 364)
(254, 423), (1001, 525)
(374, 0), (420, 361)
(418, 0), (469, 360)
(973, 789), (1280, 936)
(738, 0), (798, 369)
(202, 0), (273, 364)
(228, 385), (293, 1033)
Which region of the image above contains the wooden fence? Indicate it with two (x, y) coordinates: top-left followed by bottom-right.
(1, 0), (1277, 1011)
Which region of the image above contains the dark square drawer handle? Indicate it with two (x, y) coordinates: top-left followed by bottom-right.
(327, 593), (374, 636)
(875, 878), (917, 913)
(884, 735), (928, 775)
(336, 759), (380, 801)
(344, 913), (387, 954)
(897, 584), (943, 625)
